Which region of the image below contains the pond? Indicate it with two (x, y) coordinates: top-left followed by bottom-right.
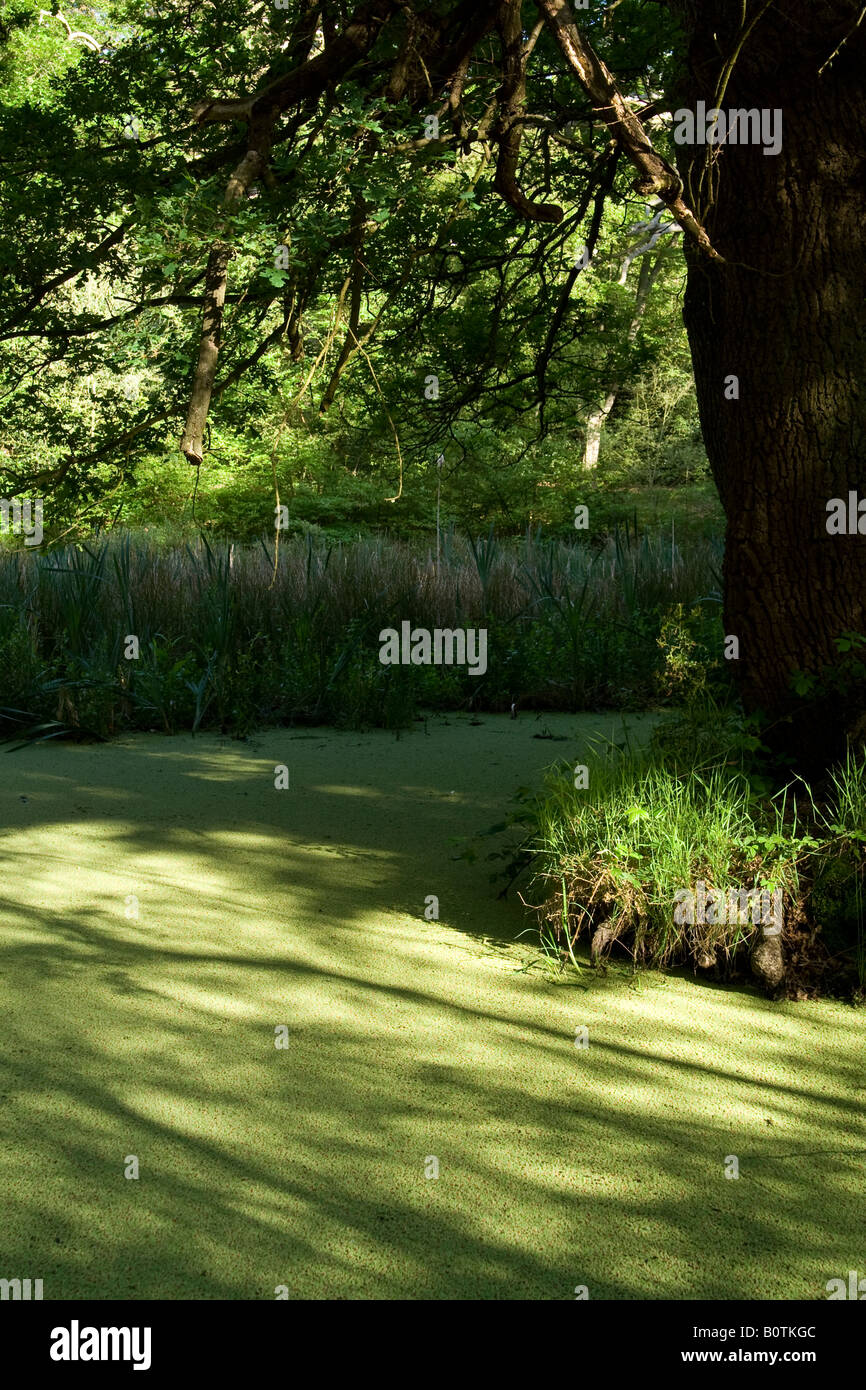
(0, 713), (861, 1299)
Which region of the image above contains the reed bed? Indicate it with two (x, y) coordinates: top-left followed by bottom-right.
(0, 524), (723, 737)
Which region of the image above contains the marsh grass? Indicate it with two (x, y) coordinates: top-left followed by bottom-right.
(0, 525), (723, 738)
(529, 733), (866, 991)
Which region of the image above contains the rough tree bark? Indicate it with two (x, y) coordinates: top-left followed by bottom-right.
(667, 0), (866, 766)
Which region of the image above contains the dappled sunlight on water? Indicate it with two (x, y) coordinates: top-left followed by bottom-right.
(0, 714), (862, 1299)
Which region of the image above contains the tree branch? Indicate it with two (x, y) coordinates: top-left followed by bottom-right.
(494, 0), (564, 222)
(192, 0), (399, 127)
(534, 0), (724, 262)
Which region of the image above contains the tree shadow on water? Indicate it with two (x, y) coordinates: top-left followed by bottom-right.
(0, 728), (862, 1299)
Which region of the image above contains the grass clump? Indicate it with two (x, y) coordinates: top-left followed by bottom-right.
(529, 727), (866, 998)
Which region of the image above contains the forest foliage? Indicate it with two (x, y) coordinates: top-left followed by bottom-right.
(0, 0), (710, 539)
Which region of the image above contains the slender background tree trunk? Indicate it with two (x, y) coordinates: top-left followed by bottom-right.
(582, 232), (671, 469)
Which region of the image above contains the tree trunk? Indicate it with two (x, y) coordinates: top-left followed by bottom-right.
(179, 244), (232, 467)
(670, 0), (866, 768)
(180, 143), (269, 465)
(582, 394), (617, 470)
(581, 238), (670, 469)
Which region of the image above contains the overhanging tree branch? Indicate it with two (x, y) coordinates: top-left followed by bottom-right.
(534, 0), (724, 263)
(180, 0), (401, 465)
(192, 0), (400, 128)
(493, 0), (564, 222)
